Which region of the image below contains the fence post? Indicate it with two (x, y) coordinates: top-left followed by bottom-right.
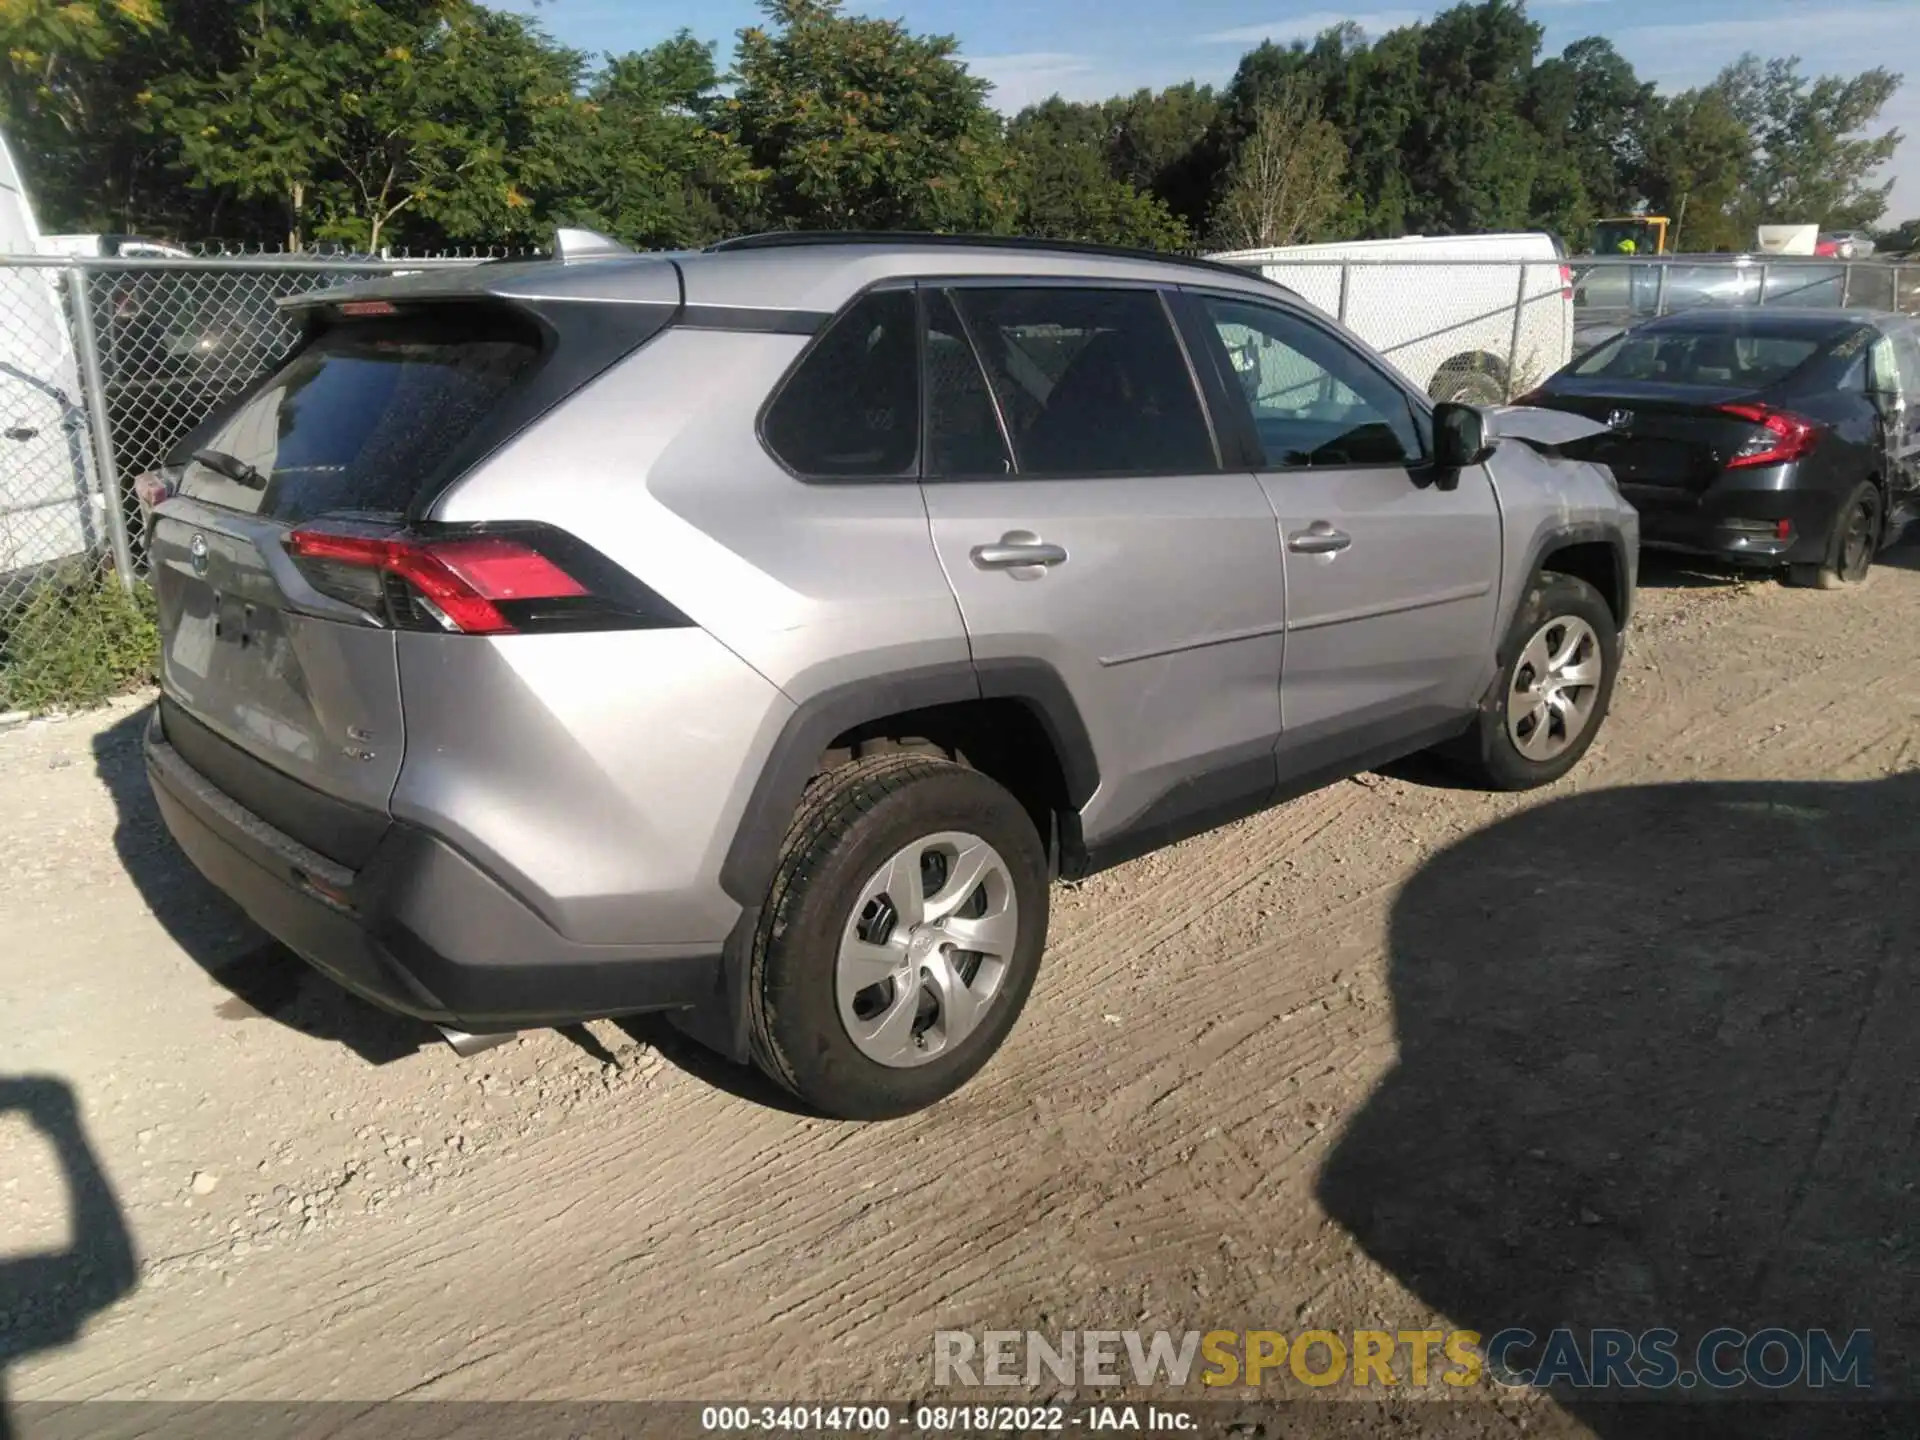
(1897, 264), (1908, 316)
(1757, 262), (1771, 309)
(1505, 263), (1528, 400)
(1336, 261), (1351, 325)
(64, 266), (135, 593)
(1654, 262), (1669, 317)
(1841, 261), (1854, 308)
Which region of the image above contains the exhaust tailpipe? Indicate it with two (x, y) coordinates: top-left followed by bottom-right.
(437, 1025), (516, 1058)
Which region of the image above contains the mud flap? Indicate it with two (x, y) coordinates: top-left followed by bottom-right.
(664, 905), (759, 1065)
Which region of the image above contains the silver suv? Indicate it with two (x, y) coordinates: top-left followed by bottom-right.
(142, 232), (1639, 1119)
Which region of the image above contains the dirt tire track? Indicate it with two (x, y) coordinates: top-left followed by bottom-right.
(7, 559), (1920, 1423)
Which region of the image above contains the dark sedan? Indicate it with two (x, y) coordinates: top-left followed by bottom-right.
(1516, 309), (1920, 587)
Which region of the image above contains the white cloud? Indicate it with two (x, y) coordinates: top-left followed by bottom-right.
(967, 52), (1105, 111)
(1609, 4), (1918, 217)
(1196, 10), (1425, 45)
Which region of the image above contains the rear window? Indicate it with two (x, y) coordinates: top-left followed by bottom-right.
(1571, 329), (1823, 388)
(171, 309), (543, 522)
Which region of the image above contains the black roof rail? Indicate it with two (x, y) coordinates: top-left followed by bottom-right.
(705, 230), (1281, 286)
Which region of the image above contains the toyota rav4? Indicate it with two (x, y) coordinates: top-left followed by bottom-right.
(142, 231), (1639, 1119)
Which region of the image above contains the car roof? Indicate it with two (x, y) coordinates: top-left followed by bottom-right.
(1634, 307), (1900, 339)
(292, 233), (1296, 319)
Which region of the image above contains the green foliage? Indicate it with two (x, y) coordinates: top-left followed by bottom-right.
(1638, 87), (1754, 252)
(148, 0), (588, 251)
(1713, 55), (1904, 232)
(552, 34), (747, 248)
(1005, 98), (1189, 249)
(0, 567), (158, 713)
(1211, 78), (1346, 249)
(2, 0), (1908, 257)
(723, 0), (1012, 234)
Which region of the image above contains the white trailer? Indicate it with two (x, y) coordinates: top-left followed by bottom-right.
(0, 133), (102, 586)
(1207, 232), (1576, 404)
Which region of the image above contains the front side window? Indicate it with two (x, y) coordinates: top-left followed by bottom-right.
(1200, 296), (1423, 469)
(763, 289), (919, 478)
(949, 287), (1216, 477)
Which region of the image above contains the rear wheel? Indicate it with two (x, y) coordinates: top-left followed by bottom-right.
(1789, 481), (1881, 590)
(1429, 355), (1507, 406)
(747, 754), (1050, 1120)
(1445, 571), (1619, 792)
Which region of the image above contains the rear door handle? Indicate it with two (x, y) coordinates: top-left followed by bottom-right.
(1287, 521), (1352, 555)
(971, 533), (1068, 570)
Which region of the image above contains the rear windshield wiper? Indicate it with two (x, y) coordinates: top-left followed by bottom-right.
(190, 448), (268, 490)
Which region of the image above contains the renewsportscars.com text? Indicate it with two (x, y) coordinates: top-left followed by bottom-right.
(932, 1327), (1873, 1393)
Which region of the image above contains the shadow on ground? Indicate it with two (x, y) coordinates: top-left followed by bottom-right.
(1319, 770), (1920, 1437)
(92, 708), (432, 1065)
(0, 1076), (136, 1440)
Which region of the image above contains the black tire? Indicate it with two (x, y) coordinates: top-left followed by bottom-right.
(1788, 480), (1882, 590)
(1444, 570), (1620, 792)
(746, 753), (1050, 1121)
(1429, 356), (1507, 406)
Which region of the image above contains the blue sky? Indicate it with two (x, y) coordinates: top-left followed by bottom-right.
(504, 0), (1920, 220)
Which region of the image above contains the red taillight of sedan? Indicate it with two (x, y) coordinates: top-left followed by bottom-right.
(1718, 402), (1826, 469)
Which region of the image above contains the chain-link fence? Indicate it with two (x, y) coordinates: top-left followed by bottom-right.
(0, 254), (478, 711)
(3, 249), (1918, 712)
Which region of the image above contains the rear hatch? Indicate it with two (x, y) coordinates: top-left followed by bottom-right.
(149, 284), (676, 867)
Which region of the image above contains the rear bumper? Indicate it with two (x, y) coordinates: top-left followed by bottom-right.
(1624, 480), (1841, 567)
(145, 710), (724, 1032)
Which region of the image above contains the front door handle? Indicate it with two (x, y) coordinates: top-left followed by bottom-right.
(1287, 521), (1352, 555)
(971, 532), (1068, 570)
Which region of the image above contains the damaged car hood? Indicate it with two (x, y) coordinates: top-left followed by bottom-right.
(1484, 405), (1610, 455)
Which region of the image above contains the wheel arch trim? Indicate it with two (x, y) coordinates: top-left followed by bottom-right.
(718, 659), (1099, 906)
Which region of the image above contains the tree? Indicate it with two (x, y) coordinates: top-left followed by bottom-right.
(723, 0), (1012, 233)
(1104, 83), (1222, 233)
(0, 0), (171, 231)
(554, 34), (749, 248)
(151, 0), (588, 252)
(1211, 77), (1346, 250)
(1525, 37), (1654, 224)
(1713, 54), (1903, 231)
(1638, 87), (1752, 251)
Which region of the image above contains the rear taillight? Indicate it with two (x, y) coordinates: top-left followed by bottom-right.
(132, 470), (174, 517)
(1717, 403), (1825, 470)
(1559, 263), (1573, 299)
(283, 523), (691, 635)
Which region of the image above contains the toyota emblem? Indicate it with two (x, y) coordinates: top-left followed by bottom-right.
(188, 532), (210, 575)
(1606, 409), (1634, 431)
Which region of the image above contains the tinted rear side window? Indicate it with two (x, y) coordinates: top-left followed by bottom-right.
(952, 287), (1215, 477)
(1571, 329), (1823, 388)
(172, 310), (542, 522)
(763, 289), (919, 478)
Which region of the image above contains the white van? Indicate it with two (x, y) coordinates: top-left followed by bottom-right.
(0, 132), (101, 587)
(1208, 232), (1575, 404)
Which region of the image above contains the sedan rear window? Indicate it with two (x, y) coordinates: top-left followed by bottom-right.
(171, 309), (543, 522)
(1572, 330), (1823, 388)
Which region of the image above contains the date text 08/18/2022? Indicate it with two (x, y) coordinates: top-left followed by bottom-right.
(700, 1405), (1196, 1432)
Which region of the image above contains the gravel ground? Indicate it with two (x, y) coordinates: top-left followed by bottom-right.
(4, 552), (1918, 1439)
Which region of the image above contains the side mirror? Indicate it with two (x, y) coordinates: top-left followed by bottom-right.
(1432, 402), (1494, 482)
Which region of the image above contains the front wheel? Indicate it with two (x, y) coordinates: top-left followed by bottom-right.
(746, 754), (1050, 1120)
(1445, 571), (1620, 791)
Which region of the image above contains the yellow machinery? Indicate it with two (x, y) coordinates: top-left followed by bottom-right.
(1593, 216), (1670, 255)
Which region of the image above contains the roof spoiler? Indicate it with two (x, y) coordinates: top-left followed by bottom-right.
(553, 227), (633, 262)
